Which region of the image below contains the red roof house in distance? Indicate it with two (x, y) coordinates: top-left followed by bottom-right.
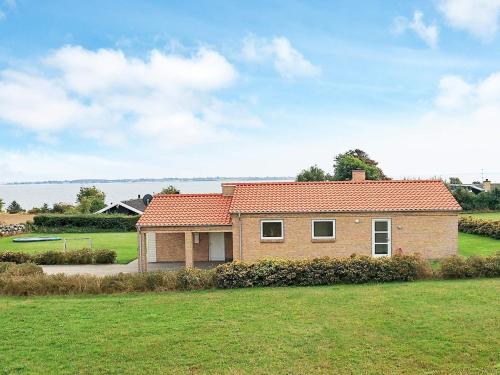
(137, 170), (461, 271)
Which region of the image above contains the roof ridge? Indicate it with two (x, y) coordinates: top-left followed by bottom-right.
(230, 179), (443, 187)
(155, 193), (226, 198)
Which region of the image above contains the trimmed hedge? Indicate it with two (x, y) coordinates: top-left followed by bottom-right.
(215, 255), (433, 289)
(32, 214), (139, 232)
(459, 216), (500, 239)
(0, 249), (116, 265)
(440, 254), (500, 279)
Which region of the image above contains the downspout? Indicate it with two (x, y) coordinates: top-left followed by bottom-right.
(137, 225), (143, 273)
(238, 211), (243, 261)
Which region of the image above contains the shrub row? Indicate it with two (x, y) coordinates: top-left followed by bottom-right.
(0, 254), (497, 296)
(0, 267), (215, 296)
(440, 255), (500, 279)
(0, 262), (44, 276)
(458, 216), (500, 239)
(215, 255), (433, 289)
(0, 249), (116, 265)
(32, 214), (139, 232)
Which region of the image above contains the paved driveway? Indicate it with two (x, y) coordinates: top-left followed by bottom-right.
(41, 261), (223, 276)
(42, 260), (138, 276)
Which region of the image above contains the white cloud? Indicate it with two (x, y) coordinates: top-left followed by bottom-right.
(435, 72), (500, 110)
(434, 75), (473, 109)
(393, 11), (439, 48)
(0, 45), (261, 148)
(242, 35), (320, 78)
(397, 72), (500, 178)
(0, 10), (5, 20)
(438, 0), (500, 40)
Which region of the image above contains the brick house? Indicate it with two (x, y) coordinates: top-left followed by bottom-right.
(136, 170), (461, 271)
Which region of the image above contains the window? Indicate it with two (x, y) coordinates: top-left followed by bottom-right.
(372, 219), (391, 257)
(261, 220), (284, 240)
(312, 219), (336, 239)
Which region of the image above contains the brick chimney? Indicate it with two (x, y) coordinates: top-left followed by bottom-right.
(222, 183), (236, 196)
(352, 169), (366, 182)
(483, 179), (492, 192)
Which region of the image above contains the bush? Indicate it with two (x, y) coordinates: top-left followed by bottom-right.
(0, 249), (117, 265)
(32, 214), (139, 232)
(65, 248), (94, 264)
(215, 254), (431, 289)
(32, 251), (66, 265)
(0, 252), (32, 264)
(0, 262), (16, 273)
(0, 269), (216, 296)
(4, 263), (44, 277)
(440, 254), (500, 279)
(94, 249), (117, 264)
(458, 216), (500, 240)
(176, 268), (217, 291)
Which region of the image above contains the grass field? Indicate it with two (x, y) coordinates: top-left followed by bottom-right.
(459, 232), (500, 256)
(460, 211), (500, 220)
(0, 279), (498, 374)
(0, 232), (137, 264)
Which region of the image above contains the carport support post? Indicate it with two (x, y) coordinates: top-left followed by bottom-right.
(184, 232), (194, 268)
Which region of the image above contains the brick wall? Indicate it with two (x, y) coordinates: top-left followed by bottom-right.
(231, 211), (458, 261)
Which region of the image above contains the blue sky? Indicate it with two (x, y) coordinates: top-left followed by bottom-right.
(0, 0), (499, 183)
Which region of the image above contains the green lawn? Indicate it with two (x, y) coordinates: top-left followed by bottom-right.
(0, 279), (498, 374)
(458, 232), (500, 256)
(460, 211), (500, 220)
(0, 232), (137, 264)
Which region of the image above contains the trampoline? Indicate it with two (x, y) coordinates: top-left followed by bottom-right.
(12, 237), (62, 243)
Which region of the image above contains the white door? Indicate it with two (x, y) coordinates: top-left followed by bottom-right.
(372, 219), (391, 257)
(209, 233), (225, 261)
(146, 232), (157, 262)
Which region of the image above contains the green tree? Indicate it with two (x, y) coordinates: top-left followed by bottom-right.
(0, 198), (4, 212)
(76, 186), (106, 213)
(344, 149), (389, 179)
(160, 185), (180, 194)
(449, 177), (462, 184)
(452, 188), (475, 211)
(52, 202), (75, 214)
(296, 165), (331, 182)
(331, 149), (388, 181)
(332, 153), (384, 181)
(7, 200), (24, 214)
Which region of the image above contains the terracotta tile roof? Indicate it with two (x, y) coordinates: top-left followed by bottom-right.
(137, 194), (232, 227)
(229, 180), (462, 213)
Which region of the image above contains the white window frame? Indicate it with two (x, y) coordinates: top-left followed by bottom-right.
(260, 219), (284, 240)
(372, 219), (391, 257)
(311, 219), (336, 239)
